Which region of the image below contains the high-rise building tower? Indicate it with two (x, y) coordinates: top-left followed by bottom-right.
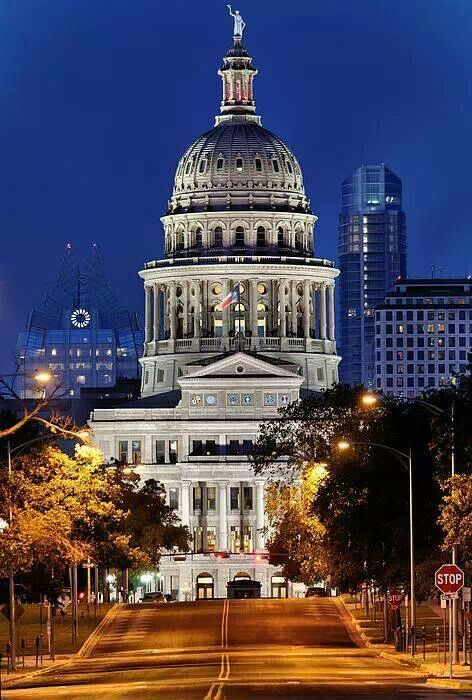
(338, 164), (407, 386)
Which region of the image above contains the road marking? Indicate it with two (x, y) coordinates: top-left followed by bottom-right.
(204, 602), (231, 699)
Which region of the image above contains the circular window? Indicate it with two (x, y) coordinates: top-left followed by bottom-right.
(213, 283), (222, 295)
(176, 286), (183, 298)
(236, 365), (245, 374)
(257, 283), (267, 294)
(238, 283), (245, 294)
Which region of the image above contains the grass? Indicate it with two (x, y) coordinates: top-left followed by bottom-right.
(0, 602), (114, 658)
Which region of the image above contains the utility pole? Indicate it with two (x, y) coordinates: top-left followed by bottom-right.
(451, 399), (459, 664)
(7, 441), (16, 670)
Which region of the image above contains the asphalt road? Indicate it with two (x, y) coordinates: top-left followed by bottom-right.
(3, 598), (471, 699)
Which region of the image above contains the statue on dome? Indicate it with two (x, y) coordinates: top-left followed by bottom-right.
(227, 5), (246, 37)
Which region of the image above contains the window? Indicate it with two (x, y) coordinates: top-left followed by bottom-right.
(286, 160), (293, 174)
(255, 158), (262, 172)
(198, 160), (206, 174)
(193, 487), (202, 512)
(118, 440), (128, 463)
(169, 488), (179, 510)
(216, 158), (224, 171)
(243, 486), (253, 511)
(256, 226), (266, 247)
(131, 440), (141, 464)
(193, 526), (204, 552)
(228, 440), (240, 456)
(76, 375), (86, 385)
(206, 526), (217, 552)
(205, 440), (218, 456)
(277, 227), (284, 247)
(214, 226), (223, 246)
(230, 526), (241, 553)
(243, 526), (254, 553)
(195, 228), (203, 247)
(235, 226), (245, 246)
(169, 440), (178, 464)
(185, 160), (192, 174)
(317, 367), (324, 381)
(272, 159), (279, 173)
(230, 486), (240, 510)
(156, 369), (164, 382)
(156, 440), (165, 464)
(207, 487), (216, 511)
(51, 348), (57, 356)
(235, 158), (243, 172)
(192, 440), (203, 456)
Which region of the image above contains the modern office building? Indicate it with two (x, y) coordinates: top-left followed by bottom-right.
(338, 165), (407, 386)
(90, 18), (340, 599)
(16, 245), (143, 398)
(375, 278), (472, 396)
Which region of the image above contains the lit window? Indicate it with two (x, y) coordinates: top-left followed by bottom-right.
(76, 375), (86, 385)
(236, 158), (243, 172)
(51, 348), (57, 356)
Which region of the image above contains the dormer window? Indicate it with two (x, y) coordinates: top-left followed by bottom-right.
(216, 158), (224, 171)
(236, 158), (243, 172)
(199, 160), (206, 174)
(272, 159), (280, 173)
(255, 158), (262, 172)
(185, 160), (192, 175)
(286, 161), (293, 174)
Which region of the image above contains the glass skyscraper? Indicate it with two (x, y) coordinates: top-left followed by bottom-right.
(16, 245), (143, 398)
(338, 164), (407, 386)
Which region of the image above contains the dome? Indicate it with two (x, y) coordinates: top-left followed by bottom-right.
(169, 120), (309, 215)
(166, 36), (310, 216)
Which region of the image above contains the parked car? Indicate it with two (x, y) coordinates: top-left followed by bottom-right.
(142, 591), (165, 603)
(305, 586), (327, 598)
(164, 594), (176, 603)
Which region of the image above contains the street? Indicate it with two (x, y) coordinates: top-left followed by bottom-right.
(3, 598), (470, 699)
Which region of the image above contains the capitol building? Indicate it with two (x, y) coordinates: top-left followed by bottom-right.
(90, 16), (340, 600)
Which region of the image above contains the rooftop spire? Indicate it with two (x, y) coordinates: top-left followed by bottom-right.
(216, 7), (259, 125)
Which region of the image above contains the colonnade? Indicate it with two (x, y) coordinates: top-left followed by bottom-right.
(144, 278), (335, 346)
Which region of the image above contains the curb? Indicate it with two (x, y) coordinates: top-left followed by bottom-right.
(1, 657), (73, 689)
(427, 678), (472, 691)
(337, 598), (372, 648)
(78, 603), (119, 658)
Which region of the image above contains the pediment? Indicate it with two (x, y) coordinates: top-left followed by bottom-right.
(180, 352), (301, 381)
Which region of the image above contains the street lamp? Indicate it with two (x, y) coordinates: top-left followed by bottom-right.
(360, 389), (459, 661)
(337, 438), (416, 655)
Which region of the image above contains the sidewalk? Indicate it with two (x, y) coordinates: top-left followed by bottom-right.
(0, 603), (117, 689)
(340, 595), (472, 692)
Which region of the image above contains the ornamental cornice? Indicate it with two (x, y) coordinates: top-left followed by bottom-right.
(139, 261), (339, 283)
(161, 210), (317, 226)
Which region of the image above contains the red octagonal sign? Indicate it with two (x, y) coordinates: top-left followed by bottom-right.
(387, 588), (404, 609)
(435, 564), (465, 595)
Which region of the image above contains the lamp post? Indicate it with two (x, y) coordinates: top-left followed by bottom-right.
(338, 439), (416, 655)
(4, 417), (90, 668)
(361, 389), (459, 663)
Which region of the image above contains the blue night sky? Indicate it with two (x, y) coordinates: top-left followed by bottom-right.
(1, 0), (471, 371)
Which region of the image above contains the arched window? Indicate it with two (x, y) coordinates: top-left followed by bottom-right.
(195, 228), (203, 247)
(277, 227), (284, 248)
(235, 226), (245, 246)
(214, 226), (223, 246)
(233, 303), (246, 336)
(257, 226), (266, 247)
(295, 230), (302, 250)
(176, 231), (184, 250)
(211, 303), (223, 337)
(216, 158), (224, 171)
(257, 302), (268, 337)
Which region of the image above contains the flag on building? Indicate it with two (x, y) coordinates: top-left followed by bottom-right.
(221, 283), (240, 309)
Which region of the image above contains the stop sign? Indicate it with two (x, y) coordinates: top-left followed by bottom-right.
(387, 588), (404, 609)
(435, 564), (465, 594)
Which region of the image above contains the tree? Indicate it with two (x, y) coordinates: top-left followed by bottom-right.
(252, 384), (443, 596)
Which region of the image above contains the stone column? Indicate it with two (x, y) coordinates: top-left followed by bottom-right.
(222, 279), (230, 338)
(153, 282), (160, 343)
(182, 280), (189, 337)
(250, 279), (258, 338)
(303, 280), (311, 338)
(193, 280), (201, 338)
(278, 279), (286, 337)
(319, 283), (327, 340)
(328, 284), (335, 341)
(218, 482), (228, 551)
(169, 281), (177, 339)
(255, 480), (265, 551)
(145, 285), (153, 343)
(291, 280), (298, 336)
(181, 480), (191, 527)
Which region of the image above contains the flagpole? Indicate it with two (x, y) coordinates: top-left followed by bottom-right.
(237, 281), (241, 352)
